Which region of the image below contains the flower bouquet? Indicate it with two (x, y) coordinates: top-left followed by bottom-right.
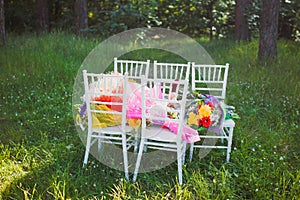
(186, 93), (225, 134)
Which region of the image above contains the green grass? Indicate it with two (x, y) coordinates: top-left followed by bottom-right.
(0, 32), (300, 199)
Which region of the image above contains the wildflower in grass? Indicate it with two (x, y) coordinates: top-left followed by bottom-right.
(80, 103), (87, 117)
(279, 156), (284, 160)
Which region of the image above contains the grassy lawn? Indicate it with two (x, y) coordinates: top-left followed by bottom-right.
(0, 32), (299, 199)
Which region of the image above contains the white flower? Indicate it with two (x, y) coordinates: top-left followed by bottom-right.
(279, 156), (284, 161)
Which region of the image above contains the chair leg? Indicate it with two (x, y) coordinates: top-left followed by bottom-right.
(177, 144), (183, 185)
(226, 126), (234, 162)
(189, 143), (194, 161)
(83, 130), (92, 167)
(181, 142), (186, 166)
(122, 134), (129, 181)
(133, 138), (145, 182)
(143, 139), (148, 153)
(97, 135), (102, 155)
(134, 130), (139, 153)
(221, 128), (225, 143)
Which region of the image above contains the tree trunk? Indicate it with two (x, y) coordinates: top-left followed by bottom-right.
(0, 0), (5, 46)
(36, 0), (49, 33)
(258, 0), (280, 63)
(207, 0), (217, 40)
(234, 0), (250, 42)
(278, 0), (293, 40)
(53, 0), (62, 22)
(74, 0), (88, 36)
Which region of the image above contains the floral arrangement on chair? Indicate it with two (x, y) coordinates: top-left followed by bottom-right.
(187, 93), (224, 133)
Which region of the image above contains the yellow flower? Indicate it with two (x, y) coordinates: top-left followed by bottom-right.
(88, 12), (93, 18)
(198, 104), (212, 118)
(187, 112), (199, 126)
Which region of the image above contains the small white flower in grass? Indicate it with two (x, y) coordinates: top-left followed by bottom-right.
(279, 156), (284, 161)
(234, 147), (237, 151)
(274, 152), (276, 154)
(213, 179), (216, 183)
(252, 148), (255, 152)
(93, 183), (96, 187)
(255, 188), (258, 192)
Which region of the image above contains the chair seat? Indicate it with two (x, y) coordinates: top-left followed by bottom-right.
(143, 125), (178, 142)
(223, 119), (235, 127)
(93, 125), (134, 134)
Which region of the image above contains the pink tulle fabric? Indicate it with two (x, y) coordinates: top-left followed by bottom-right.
(126, 82), (163, 119)
(162, 122), (200, 143)
(126, 81), (200, 143)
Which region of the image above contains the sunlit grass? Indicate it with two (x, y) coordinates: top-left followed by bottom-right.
(0, 32), (299, 199)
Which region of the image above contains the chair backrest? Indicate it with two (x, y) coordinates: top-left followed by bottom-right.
(191, 62), (229, 101)
(83, 70), (129, 130)
(153, 61), (191, 96)
(114, 57), (150, 82)
(153, 60), (191, 80)
(140, 75), (189, 139)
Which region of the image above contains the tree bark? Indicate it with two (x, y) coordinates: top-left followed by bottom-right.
(0, 0), (5, 46)
(207, 0), (217, 40)
(258, 0), (280, 63)
(234, 0), (250, 42)
(278, 0), (293, 40)
(74, 0), (88, 36)
(53, 0), (62, 22)
(36, 0), (49, 33)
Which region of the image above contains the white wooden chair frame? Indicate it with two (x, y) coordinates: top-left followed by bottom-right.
(153, 60), (191, 100)
(114, 57), (151, 152)
(82, 70), (134, 180)
(133, 76), (189, 185)
(189, 62), (235, 162)
(114, 57), (150, 83)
